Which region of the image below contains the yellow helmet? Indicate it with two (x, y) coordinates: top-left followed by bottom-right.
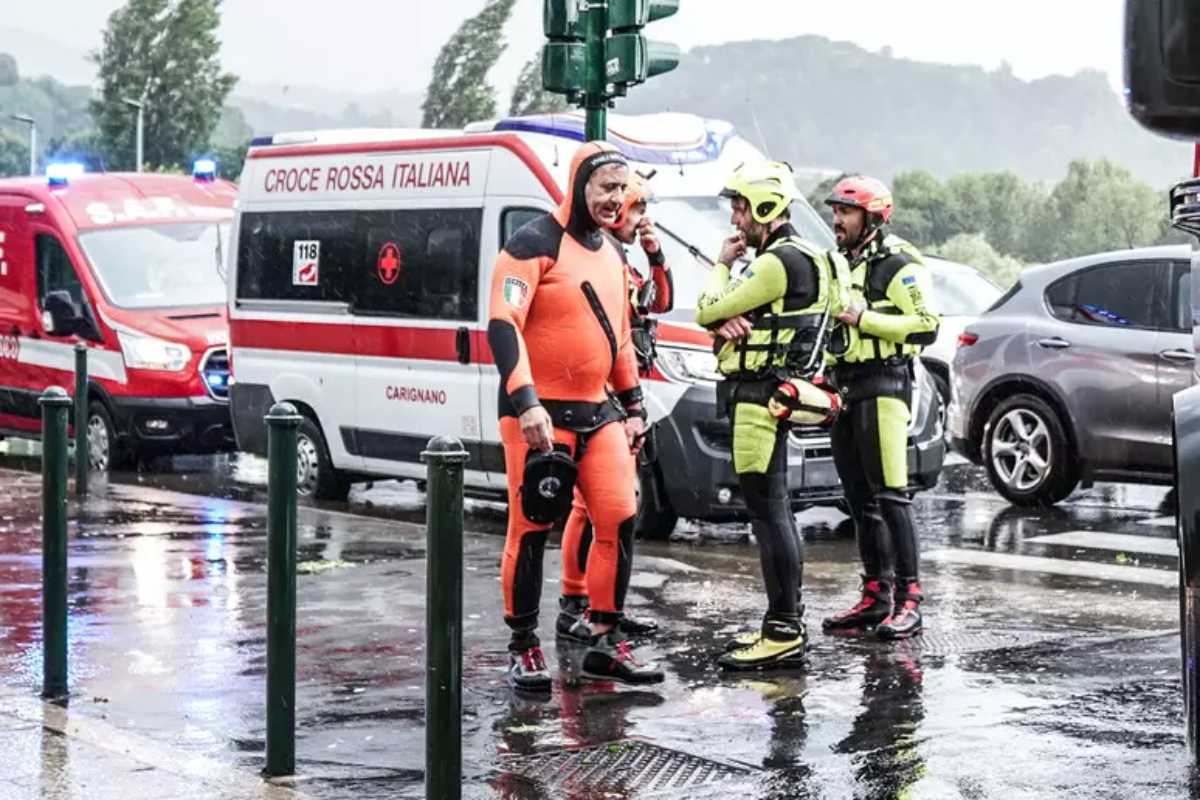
(720, 161), (798, 224)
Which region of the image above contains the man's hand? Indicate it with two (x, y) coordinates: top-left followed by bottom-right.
(718, 232), (746, 266)
(519, 405), (554, 453)
(716, 315), (754, 341)
(624, 415), (647, 454)
(837, 300), (866, 327)
(638, 217), (660, 255)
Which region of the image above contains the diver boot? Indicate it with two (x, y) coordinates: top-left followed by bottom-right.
(507, 645), (552, 694)
(617, 612), (659, 638)
(876, 580), (924, 640)
(718, 614), (807, 671)
(582, 631), (665, 685)
(822, 576), (893, 632)
(555, 595), (592, 644)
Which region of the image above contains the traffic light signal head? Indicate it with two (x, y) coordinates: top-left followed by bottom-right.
(544, 0), (587, 39)
(605, 34), (681, 86)
(609, 0), (680, 30)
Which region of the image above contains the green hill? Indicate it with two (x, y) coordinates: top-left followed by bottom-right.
(620, 35), (1193, 188)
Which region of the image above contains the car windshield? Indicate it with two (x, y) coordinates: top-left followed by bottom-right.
(78, 222), (230, 309)
(628, 196), (837, 323)
(928, 263), (1003, 316)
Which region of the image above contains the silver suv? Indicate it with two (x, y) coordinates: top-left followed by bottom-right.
(947, 245), (1192, 506)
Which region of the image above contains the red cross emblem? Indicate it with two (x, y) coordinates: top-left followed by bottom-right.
(378, 242), (402, 285)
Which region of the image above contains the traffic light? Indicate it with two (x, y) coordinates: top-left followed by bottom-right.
(607, 1), (680, 86)
(542, 0), (587, 97)
(541, 0), (682, 138)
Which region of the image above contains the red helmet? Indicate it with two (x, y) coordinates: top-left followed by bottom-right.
(825, 175), (894, 223)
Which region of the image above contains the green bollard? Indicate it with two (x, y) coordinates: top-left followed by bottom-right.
(421, 435), (468, 800)
(264, 402), (301, 778)
(73, 344), (88, 497)
(39, 386), (72, 700)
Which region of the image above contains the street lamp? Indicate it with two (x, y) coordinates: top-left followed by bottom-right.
(121, 98), (144, 172)
(11, 114), (35, 175)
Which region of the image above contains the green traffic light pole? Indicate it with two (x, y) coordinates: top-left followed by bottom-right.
(74, 344), (88, 496)
(422, 435), (469, 800)
(264, 402), (301, 778)
(584, 0), (609, 141)
(40, 386), (72, 700)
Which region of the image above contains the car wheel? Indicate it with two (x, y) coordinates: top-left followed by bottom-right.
(86, 401), (131, 472)
(296, 415), (351, 502)
(634, 463), (678, 540)
(983, 394), (1078, 507)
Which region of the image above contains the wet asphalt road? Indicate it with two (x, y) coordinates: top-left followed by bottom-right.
(0, 445), (1190, 799)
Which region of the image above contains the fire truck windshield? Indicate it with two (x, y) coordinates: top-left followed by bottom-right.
(79, 222), (230, 309)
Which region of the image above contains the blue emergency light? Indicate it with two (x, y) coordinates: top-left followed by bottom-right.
(193, 158), (218, 182)
(46, 162), (85, 187)
(205, 372), (227, 389)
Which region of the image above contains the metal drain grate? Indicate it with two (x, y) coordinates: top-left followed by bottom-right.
(498, 738), (757, 796)
(892, 629), (1062, 656)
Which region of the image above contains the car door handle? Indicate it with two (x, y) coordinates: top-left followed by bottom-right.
(1160, 349), (1197, 363)
(1037, 337), (1071, 349)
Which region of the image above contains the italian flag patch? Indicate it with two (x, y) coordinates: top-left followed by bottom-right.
(503, 276), (529, 308)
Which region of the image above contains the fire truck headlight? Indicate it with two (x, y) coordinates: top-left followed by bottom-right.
(118, 331), (192, 372)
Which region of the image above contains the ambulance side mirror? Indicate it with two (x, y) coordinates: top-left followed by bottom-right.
(43, 291), (82, 337)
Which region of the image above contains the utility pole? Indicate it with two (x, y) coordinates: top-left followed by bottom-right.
(122, 98), (144, 172)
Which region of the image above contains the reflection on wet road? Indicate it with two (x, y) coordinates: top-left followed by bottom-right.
(0, 444), (1189, 798)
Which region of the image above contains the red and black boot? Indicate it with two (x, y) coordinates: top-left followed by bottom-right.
(822, 576), (893, 632)
(876, 579), (924, 640)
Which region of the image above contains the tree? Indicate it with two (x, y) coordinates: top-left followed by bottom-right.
(44, 129), (108, 172)
(90, 0), (236, 171)
(0, 133), (27, 177)
(509, 53), (569, 116)
(932, 233), (1025, 288)
(891, 170), (955, 248)
(0, 54), (17, 87)
(421, 0), (517, 129)
(1042, 159), (1167, 261)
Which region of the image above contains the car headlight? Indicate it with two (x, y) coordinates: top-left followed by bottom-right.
(656, 345), (721, 384)
(118, 331), (192, 372)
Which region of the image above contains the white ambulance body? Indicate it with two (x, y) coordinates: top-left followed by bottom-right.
(227, 113), (945, 536)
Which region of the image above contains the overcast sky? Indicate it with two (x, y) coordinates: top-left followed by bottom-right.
(16, 0), (1127, 97)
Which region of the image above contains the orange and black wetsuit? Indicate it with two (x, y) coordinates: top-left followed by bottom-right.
(560, 241), (672, 602)
(487, 142), (643, 652)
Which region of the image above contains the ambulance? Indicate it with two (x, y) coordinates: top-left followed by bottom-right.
(0, 163), (237, 469)
(227, 113), (945, 536)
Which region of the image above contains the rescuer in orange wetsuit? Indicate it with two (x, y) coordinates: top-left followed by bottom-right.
(487, 142), (665, 693)
(556, 171), (673, 645)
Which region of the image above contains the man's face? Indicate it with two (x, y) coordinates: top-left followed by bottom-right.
(730, 196), (768, 248)
(613, 200), (646, 244)
(832, 204), (866, 248)
(585, 164), (629, 228)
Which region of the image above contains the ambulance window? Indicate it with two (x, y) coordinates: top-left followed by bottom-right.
(235, 211), (354, 303)
(355, 208), (481, 321)
(35, 234), (85, 307)
(501, 208), (542, 244)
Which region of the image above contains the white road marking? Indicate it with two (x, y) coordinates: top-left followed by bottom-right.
(1025, 531), (1177, 558)
(924, 548), (1176, 587)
